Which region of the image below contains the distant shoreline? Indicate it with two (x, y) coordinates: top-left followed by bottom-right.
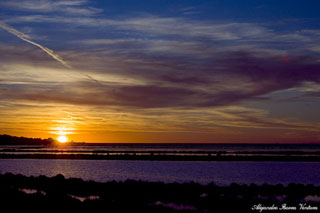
(1, 135), (320, 161)
(2, 135), (320, 146)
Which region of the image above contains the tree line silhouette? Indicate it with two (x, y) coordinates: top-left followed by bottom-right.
(0, 134), (56, 145)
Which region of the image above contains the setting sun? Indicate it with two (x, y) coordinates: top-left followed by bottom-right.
(57, 135), (68, 143)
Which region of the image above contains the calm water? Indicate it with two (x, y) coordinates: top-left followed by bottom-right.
(2, 143), (320, 152)
(0, 159), (320, 186)
(1, 143), (320, 156)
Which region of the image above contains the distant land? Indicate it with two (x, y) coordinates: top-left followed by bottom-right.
(0, 134), (56, 146)
(1, 134), (320, 161)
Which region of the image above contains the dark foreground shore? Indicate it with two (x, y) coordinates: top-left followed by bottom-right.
(0, 173), (319, 213)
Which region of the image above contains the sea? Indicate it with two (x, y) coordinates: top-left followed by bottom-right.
(0, 143), (320, 186)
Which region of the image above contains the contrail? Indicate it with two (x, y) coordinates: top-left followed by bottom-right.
(85, 74), (102, 85)
(0, 21), (103, 85)
(0, 21), (72, 69)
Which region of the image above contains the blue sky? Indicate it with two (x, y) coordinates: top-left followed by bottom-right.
(0, 0), (320, 143)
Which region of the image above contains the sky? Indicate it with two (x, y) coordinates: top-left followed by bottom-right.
(0, 0), (320, 143)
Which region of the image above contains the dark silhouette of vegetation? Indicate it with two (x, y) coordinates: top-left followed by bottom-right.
(0, 134), (56, 146)
(0, 173), (319, 212)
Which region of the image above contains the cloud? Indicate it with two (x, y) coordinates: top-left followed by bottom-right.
(0, 21), (71, 69)
(179, 6), (201, 15)
(3, 13), (320, 56)
(0, 0), (101, 16)
(1, 52), (320, 109)
(0, 15), (277, 41)
(1, 95), (318, 137)
(3, 37), (320, 110)
(1, 20), (320, 111)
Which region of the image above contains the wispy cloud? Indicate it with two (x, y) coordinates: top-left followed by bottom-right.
(1, 50), (320, 109)
(0, 0), (102, 16)
(5, 14), (318, 56)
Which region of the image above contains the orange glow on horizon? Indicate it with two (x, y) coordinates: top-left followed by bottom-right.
(1, 106), (319, 144)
